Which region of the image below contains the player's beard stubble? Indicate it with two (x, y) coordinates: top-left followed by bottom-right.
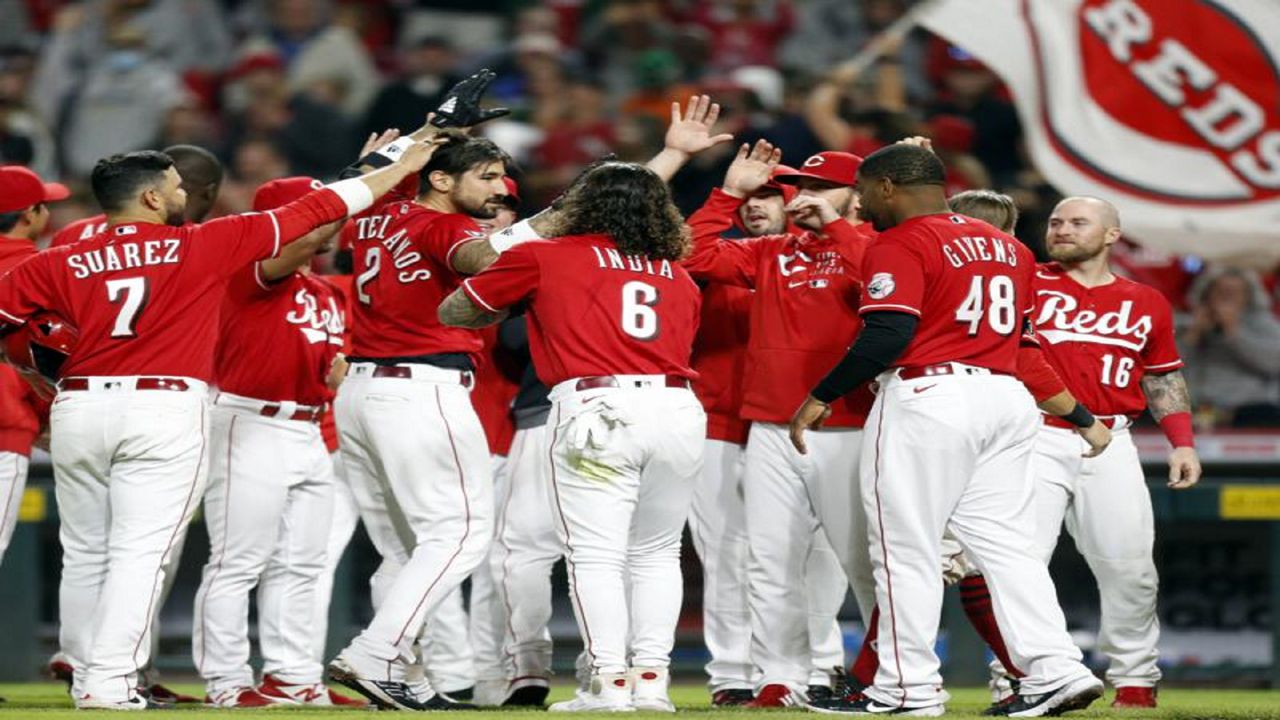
(164, 196), (187, 227)
(454, 190), (506, 220)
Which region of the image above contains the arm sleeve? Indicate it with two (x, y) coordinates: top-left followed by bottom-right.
(811, 311), (919, 403)
(461, 242), (542, 313)
(0, 254), (54, 327)
(822, 218), (870, 277)
(1140, 292), (1185, 372)
(1016, 344), (1067, 403)
(195, 188), (351, 271)
(858, 239), (925, 316)
(680, 188), (762, 288)
(421, 215), (489, 270)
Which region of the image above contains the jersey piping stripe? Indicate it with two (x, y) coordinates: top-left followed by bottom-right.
(462, 280), (499, 313)
(388, 386), (474, 675)
(444, 237), (474, 269)
(858, 303), (922, 316)
(134, 408), (207, 686)
(1144, 359), (1184, 371)
(196, 413), (236, 671)
(546, 404), (597, 667)
(266, 211), (282, 258)
(869, 401), (908, 707)
(0, 307), (23, 324)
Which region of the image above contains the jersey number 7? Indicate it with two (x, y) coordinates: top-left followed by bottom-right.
(106, 277), (149, 339)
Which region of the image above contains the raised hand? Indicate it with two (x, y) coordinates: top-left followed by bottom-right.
(430, 69), (510, 128)
(359, 128), (402, 158)
(722, 140), (782, 198)
(664, 95), (734, 157)
(398, 137), (447, 173)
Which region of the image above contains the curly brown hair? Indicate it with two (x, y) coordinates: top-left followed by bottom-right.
(558, 162), (690, 261)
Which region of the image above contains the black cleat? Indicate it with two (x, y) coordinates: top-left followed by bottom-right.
(983, 676), (1103, 717)
(711, 688), (755, 707)
(328, 657), (478, 711)
(503, 684), (550, 707)
(443, 686), (474, 702)
(809, 685), (835, 702)
(806, 691), (943, 716)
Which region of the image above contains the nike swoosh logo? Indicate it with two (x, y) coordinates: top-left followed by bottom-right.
(788, 280), (806, 288)
(913, 384), (936, 394)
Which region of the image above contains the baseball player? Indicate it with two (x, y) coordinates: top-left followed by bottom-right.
(1025, 196), (1201, 709)
(439, 159), (706, 713)
(0, 146), (432, 710)
(684, 155), (857, 706)
(0, 166), (66, 566)
(49, 144), (225, 249)
(682, 140), (876, 707)
(43, 145), (226, 706)
(791, 144), (1102, 716)
(191, 176), (350, 707)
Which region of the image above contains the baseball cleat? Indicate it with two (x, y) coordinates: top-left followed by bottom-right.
(144, 683), (200, 704)
(503, 680), (551, 707)
(746, 684), (804, 708)
(809, 685), (836, 703)
(711, 688), (755, 707)
(548, 673), (634, 712)
(1111, 686), (1157, 708)
(327, 656), (477, 711)
(77, 693), (166, 711)
(205, 687), (278, 708)
(806, 691), (943, 716)
(472, 678), (508, 707)
(984, 675), (1103, 717)
(630, 667), (675, 713)
(257, 674), (331, 705)
(442, 686), (475, 702)
(326, 688), (369, 707)
(47, 654), (73, 691)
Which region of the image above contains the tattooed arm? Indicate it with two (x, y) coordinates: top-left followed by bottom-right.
(438, 287), (508, 329)
(1140, 370), (1202, 489)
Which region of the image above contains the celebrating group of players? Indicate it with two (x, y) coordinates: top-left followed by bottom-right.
(0, 71), (1202, 716)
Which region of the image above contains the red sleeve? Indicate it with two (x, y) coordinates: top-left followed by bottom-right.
(859, 238), (925, 316)
(1016, 344), (1066, 402)
(420, 215), (488, 270)
(822, 219), (871, 278)
(1140, 290), (1183, 373)
(194, 188), (350, 272)
(680, 188), (762, 288)
(225, 263), (276, 302)
(0, 253), (55, 328)
(461, 241), (542, 313)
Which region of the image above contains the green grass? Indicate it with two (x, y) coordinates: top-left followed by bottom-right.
(0, 683), (1276, 718)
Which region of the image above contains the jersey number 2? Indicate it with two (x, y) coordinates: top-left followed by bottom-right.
(106, 277), (149, 339)
(956, 275), (1016, 336)
(355, 247), (380, 306)
(621, 281), (659, 340)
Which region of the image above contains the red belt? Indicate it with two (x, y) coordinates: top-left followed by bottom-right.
(370, 365), (474, 388)
(574, 375), (691, 391)
(60, 377), (191, 392)
(898, 363), (1011, 381)
(1043, 414), (1125, 430)
(260, 404), (322, 423)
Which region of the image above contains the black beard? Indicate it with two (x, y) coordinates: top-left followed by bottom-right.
(164, 209), (186, 227)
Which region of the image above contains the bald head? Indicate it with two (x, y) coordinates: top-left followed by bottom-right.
(163, 144), (223, 222)
(1046, 195), (1122, 265)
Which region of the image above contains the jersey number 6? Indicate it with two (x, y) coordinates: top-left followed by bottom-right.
(106, 277), (149, 339)
(621, 280), (659, 341)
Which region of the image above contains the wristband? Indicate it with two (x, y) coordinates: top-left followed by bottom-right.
(324, 178), (375, 216)
(1159, 412), (1195, 448)
(1061, 403), (1096, 429)
(489, 219), (542, 253)
(357, 137), (416, 169)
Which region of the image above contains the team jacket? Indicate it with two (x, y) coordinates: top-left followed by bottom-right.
(682, 188), (876, 428)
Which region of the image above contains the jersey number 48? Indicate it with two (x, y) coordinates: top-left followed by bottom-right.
(956, 275), (1017, 336)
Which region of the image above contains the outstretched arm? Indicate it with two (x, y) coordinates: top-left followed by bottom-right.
(438, 287), (508, 329)
(646, 95), (734, 183)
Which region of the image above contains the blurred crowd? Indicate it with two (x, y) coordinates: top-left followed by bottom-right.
(1, 0), (1278, 426)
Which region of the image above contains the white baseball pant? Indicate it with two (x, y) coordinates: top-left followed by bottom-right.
(1030, 425), (1161, 688)
(689, 437), (851, 692)
(742, 423), (872, 694)
(490, 423), (560, 686)
(860, 369), (1093, 710)
(51, 380), (208, 705)
(421, 587), (476, 693)
(192, 400), (335, 695)
(311, 451), (362, 663)
(547, 383), (706, 675)
(336, 365), (493, 681)
(469, 454), (509, 689)
(0, 451), (30, 564)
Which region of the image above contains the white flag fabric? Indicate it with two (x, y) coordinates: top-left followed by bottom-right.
(917, 0), (1280, 260)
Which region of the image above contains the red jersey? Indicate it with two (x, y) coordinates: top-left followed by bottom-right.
(682, 188), (875, 427)
(1031, 263), (1182, 419)
(345, 183), (485, 361)
(319, 274), (353, 453)
(0, 190), (349, 380)
(215, 266), (345, 406)
(470, 325), (521, 456)
(463, 234), (701, 387)
(50, 214), (108, 248)
(859, 213), (1035, 374)
(0, 236), (43, 455)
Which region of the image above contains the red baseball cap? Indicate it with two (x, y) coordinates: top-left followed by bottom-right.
(762, 164), (798, 198)
(774, 152), (863, 187)
(0, 166), (70, 214)
(502, 176), (520, 206)
(253, 176), (323, 212)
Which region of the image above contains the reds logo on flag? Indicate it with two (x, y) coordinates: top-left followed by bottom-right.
(918, 0), (1280, 260)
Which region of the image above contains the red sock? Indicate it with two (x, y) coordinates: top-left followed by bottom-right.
(850, 606), (880, 687)
(959, 574), (1023, 678)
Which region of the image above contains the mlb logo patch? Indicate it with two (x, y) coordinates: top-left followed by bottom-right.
(809, 279), (829, 289)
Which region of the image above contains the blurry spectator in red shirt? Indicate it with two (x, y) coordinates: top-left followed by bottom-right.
(683, 0), (794, 72)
